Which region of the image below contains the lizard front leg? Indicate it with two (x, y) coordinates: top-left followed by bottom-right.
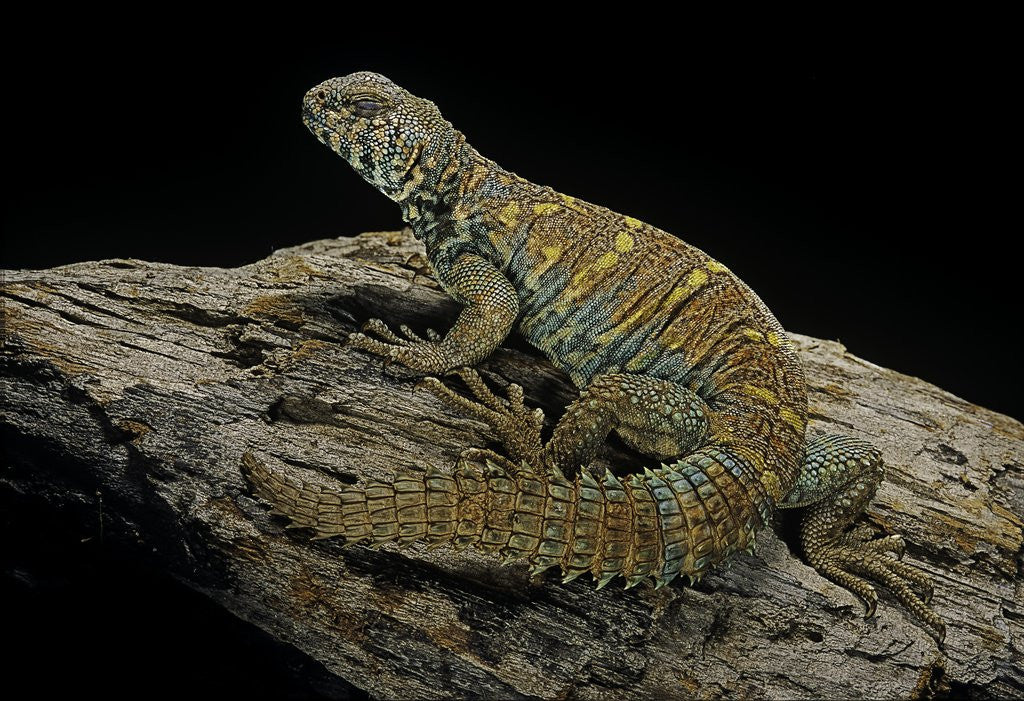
(349, 252), (519, 373)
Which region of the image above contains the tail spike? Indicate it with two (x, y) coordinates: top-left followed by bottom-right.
(546, 464), (568, 483)
(603, 471), (624, 489)
(530, 563), (555, 577)
(625, 574), (646, 589)
(562, 569), (586, 584)
(654, 573), (673, 589)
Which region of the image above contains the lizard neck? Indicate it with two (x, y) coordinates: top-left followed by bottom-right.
(398, 134), (496, 241)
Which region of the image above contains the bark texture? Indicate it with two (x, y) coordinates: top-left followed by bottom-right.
(1, 229), (1021, 699)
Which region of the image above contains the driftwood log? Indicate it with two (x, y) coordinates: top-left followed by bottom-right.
(1, 229), (1021, 699)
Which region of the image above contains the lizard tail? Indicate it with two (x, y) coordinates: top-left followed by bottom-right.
(241, 448), (769, 589)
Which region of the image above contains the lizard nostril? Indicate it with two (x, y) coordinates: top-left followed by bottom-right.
(316, 91), (327, 102)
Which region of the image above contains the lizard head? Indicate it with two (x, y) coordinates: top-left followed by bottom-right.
(302, 72), (458, 201)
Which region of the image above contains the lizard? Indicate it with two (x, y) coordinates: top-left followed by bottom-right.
(242, 71), (945, 642)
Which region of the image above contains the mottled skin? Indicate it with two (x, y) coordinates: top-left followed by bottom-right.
(244, 72), (944, 641)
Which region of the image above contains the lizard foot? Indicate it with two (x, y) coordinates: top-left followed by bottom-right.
(348, 318), (449, 373)
(418, 368), (545, 467)
(807, 537), (944, 643)
(787, 434), (945, 643)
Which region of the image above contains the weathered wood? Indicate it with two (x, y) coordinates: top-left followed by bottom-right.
(1, 229), (1021, 699)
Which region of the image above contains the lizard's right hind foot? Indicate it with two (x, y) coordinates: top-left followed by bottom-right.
(418, 368), (545, 467)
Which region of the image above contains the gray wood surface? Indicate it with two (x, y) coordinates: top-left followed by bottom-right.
(2, 229), (1021, 699)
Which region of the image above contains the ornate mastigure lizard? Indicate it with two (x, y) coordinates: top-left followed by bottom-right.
(243, 71), (944, 641)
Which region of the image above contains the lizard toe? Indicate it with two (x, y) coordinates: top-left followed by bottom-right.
(811, 540), (943, 640)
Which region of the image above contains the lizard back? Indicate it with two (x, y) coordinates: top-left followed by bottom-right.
(464, 168), (809, 496)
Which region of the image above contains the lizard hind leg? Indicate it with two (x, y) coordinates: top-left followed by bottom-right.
(414, 370), (759, 589)
(544, 372), (712, 474)
(779, 434), (946, 642)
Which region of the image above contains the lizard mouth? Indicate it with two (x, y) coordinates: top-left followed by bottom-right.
(301, 109), (326, 139)
(302, 103), (325, 123)
(302, 108), (347, 154)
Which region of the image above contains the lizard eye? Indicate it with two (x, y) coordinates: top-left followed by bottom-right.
(352, 97), (384, 117)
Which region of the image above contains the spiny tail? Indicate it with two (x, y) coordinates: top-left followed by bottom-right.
(241, 447), (770, 589)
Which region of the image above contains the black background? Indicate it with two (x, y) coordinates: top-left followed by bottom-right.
(2, 19), (1018, 699)
(6, 32), (1018, 418)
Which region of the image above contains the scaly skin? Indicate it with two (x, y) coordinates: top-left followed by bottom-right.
(243, 71), (944, 642)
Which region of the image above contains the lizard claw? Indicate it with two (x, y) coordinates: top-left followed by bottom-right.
(809, 540), (943, 639)
(348, 318), (451, 373)
(419, 368), (545, 467)
(414, 376), (444, 393)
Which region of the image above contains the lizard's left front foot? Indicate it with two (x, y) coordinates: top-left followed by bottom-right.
(348, 318), (451, 373)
